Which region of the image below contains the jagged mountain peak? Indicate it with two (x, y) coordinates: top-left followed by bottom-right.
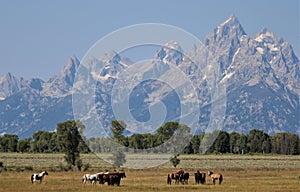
(203, 15), (248, 74)
(66, 55), (80, 68)
(154, 41), (183, 65)
(204, 15), (247, 49)
(0, 72), (25, 100)
(214, 14), (246, 38)
(164, 41), (183, 51)
(254, 28), (279, 44)
(102, 50), (121, 65)
(220, 14), (239, 26)
(2, 72), (13, 80)
(41, 55), (80, 97)
(98, 51), (128, 80)
(1, 72), (22, 83)
(61, 55), (80, 84)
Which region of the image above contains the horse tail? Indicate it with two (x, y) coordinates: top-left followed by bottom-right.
(219, 174), (223, 184)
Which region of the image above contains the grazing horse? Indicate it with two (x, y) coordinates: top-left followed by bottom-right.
(167, 170), (184, 185)
(180, 172), (189, 184)
(110, 172), (126, 186)
(82, 173), (103, 184)
(100, 171), (126, 186)
(31, 171), (48, 184)
(194, 170), (206, 184)
(208, 171), (223, 185)
(109, 174), (121, 186)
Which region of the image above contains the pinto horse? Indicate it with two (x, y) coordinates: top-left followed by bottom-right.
(82, 173), (103, 184)
(31, 171), (48, 184)
(208, 171), (223, 185)
(167, 170), (184, 185)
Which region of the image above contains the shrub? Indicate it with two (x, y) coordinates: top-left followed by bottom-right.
(24, 166), (33, 171)
(59, 163), (72, 172)
(83, 163), (90, 172)
(0, 162), (7, 173)
(15, 167), (23, 172)
(75, 159), (83, 171)
(170, 155), (180, 168)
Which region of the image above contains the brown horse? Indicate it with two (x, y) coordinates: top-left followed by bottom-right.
(208, 171), (223, 185)
(180, 172), (189, 184)
(194, 170), (206, 184)
(99, 171), (126, 186)
(167, 170), (184, 185)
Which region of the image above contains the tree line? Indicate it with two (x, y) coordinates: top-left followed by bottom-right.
(0, 120), (299, 155)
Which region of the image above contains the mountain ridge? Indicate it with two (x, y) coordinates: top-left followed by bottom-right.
(1, 15), (299, 138)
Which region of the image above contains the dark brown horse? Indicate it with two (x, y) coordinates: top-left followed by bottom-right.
(194, 170), (206, 184)
(208, 171), (223, 185)
(99, 171), (126, 186)
(167, 170), (184, 185)
(180, 172), (189, 184)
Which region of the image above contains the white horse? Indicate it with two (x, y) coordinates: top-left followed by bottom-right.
(31, 171), (48, 184)
(82, 172), (103, 185)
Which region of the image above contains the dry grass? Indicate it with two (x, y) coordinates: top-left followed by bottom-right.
(0, 153), (299, 191)
(0, 169), (299, 192)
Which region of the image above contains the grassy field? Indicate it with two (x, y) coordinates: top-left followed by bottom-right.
(0, 153), (299, 191)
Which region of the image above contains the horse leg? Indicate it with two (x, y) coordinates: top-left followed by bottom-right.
(167, 175), (171, 185)
(219, 175), (223, 184)
(31, 175), (34, 184)
(212, 178), (216, 185)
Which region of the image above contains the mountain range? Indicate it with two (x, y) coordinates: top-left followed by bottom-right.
(0, 15), (299, 138)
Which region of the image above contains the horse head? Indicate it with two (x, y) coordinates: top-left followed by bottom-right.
(120, 172), (126, 178)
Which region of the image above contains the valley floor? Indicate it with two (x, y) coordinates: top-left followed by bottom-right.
(0, 153), (299, 191)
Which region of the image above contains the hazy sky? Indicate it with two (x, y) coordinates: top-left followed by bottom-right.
(0, 0), (299, 80)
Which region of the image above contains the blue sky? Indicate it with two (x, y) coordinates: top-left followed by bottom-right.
(0, 0), (299, 80)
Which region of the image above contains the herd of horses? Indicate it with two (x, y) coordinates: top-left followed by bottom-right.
(31, 169), (222, 186)
(82, 171), (126, 186)
(30, 170), (126, 186)
(167, 169), (223, 185)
